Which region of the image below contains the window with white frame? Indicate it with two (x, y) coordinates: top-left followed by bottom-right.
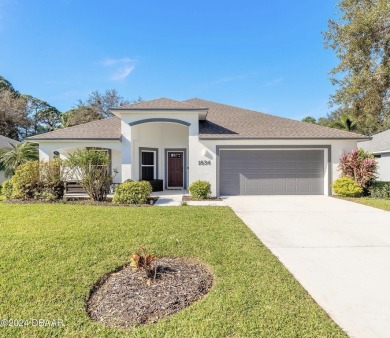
(141, 150), (156, 180)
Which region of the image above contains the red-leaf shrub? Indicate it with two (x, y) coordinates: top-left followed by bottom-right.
(338, 149), (377, 190)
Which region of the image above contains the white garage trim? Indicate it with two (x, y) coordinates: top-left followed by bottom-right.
(216, 145), (332, 196)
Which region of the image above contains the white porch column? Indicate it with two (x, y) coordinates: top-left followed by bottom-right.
(121, 121), (132, 181)
(187, 118), (199, 187)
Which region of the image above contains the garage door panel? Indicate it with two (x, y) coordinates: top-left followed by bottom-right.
(220, 150), (324, 195)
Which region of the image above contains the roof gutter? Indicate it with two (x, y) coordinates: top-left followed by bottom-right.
(199, 136), (371, 141)
(25, 137), (121, 142)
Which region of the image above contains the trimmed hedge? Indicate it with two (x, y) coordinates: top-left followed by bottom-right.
(112, 181), (152, 204)
(332, 177), (363, 197)
(189, 180), (211, 199)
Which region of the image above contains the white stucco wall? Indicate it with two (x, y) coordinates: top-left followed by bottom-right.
(118, 111), (199, 182)
(131, 122), (189, 183)
(376, 153), (390, 181)
(37, 140), (122, 183)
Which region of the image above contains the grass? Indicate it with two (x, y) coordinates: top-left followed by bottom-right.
(340, 197), (390, 211)
(0, 203), (346, 337)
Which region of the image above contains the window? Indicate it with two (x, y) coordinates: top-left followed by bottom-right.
(86, 147), (112, 172)
(141, 150), (156, 180)
(374, 154), (382, 159)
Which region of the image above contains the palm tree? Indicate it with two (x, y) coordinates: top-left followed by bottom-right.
(330, 114), (356, 131)
(0, 142), (39, 177)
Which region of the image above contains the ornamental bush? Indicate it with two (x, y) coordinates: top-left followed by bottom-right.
(332, 177), (363, 197)
(189, 180), (211, 199)
(2, 179), (14, 199)
(338, 149), (377, 191)
(369, 181), (390, 199)
(113, 181), (152, 204)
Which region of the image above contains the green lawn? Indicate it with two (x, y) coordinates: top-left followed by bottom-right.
(340, 197), (390, 211)
(0, 203), (345, 337)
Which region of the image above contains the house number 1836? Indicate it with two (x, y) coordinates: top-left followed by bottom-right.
(198, 160), (211, 166)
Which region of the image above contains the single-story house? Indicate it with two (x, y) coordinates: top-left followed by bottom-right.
(359, 129), (390, 181)
(27, 98), (369, 196)
(0, 135), (20, 185)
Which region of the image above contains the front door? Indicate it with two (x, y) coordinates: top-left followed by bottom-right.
(167, 151), (184, 188)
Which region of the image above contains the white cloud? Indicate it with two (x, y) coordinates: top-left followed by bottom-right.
(110, 65), (135, 81)
(100, 57), (136, 81)
(100, 57), (134, 66)
(262, 77), (284, 87)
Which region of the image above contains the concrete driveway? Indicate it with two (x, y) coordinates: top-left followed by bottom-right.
(223, 196), (390, 338)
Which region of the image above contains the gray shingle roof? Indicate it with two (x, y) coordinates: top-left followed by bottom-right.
(112, 98), (208, 110)
(26, 117), (121, 141)
(26, 98), (369, 141)
(359, 129), (390, 153)
(0, 135), (19, 149)
(185, 98), (368, 139)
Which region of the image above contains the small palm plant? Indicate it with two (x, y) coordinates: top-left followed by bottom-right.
(130, 247), (157, 283)
(0, 142), (39, 177)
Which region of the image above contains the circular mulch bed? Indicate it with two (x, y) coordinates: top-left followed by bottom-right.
(86, 257), (214, 328)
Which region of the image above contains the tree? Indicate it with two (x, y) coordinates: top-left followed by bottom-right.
(324, 0), (390, 135)
(22, 95), (62, 137)
(83, 89), (130, 118)
(302, 116), (317, 124)
(0, 142), (39, 177)
(0, 89), (27, 139)
(60, 90), (141, 127)
(0, 76), (61, 139)
(61, 106), (101, 127)
(0, 76), (18, 94)
(329, 113), (356, 131)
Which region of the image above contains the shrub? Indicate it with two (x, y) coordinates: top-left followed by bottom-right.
(7, 159), (65, 201)
(12, 161), (41, 199)
(369, 181), (390, 199)
(189, 180), (211, 199)
(40, 158), (65, 200)
(339, 149), (377, 191)
(65, 149), (113, 201)
(2, 179), (14, 199)
(332, 177), (363, 197)
(112, 181), (152, 204)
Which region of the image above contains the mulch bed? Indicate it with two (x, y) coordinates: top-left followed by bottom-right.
(86, 257), (214, 328)
(182, 196), (222, 202)
(2, 197), (158, 207)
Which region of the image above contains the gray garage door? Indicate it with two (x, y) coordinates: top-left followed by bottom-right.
(220, 149), (324, 195)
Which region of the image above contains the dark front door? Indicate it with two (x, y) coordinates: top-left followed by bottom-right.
(167, 151), (183, 188)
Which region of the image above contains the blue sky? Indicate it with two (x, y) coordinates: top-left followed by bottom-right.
(0, 0), (338, 120)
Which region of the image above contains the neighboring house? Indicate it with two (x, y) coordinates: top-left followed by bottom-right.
(359, 129), (390, 181)
(27, 98), (368, 196)
(0, 135), (20, 185)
